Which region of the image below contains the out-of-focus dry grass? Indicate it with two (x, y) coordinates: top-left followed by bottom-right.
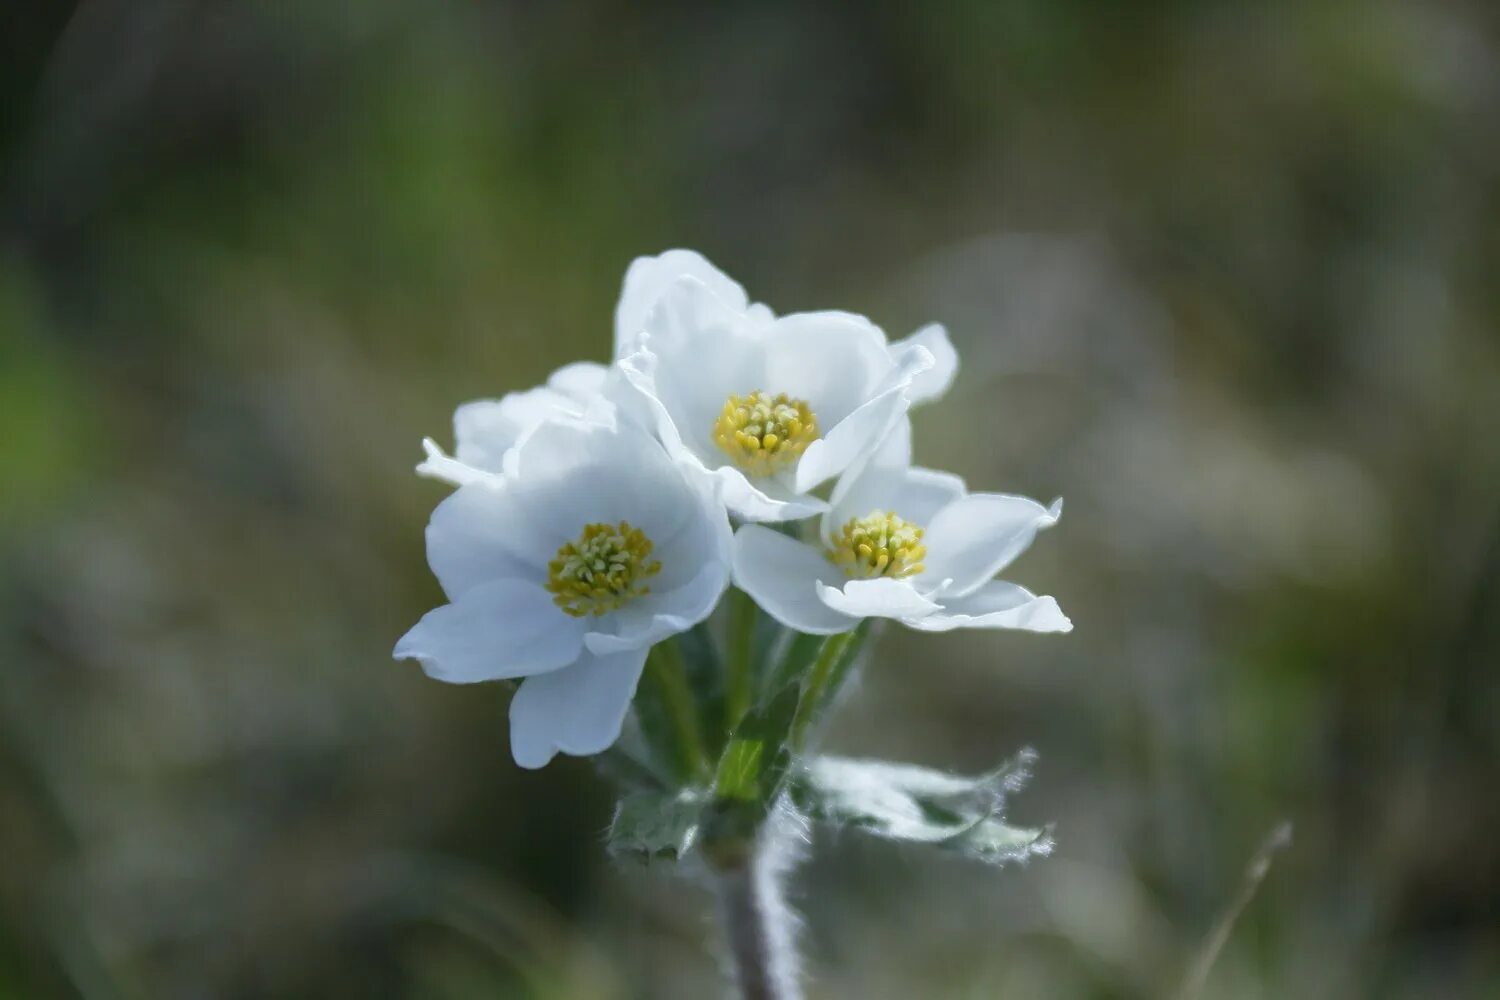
(2, 2), (1498, 997)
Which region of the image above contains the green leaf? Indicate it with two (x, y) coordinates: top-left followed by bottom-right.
(634, 640), (712, 785)
(699, 682), (804, 863)
(591, 742), (670, 792)
(761, 630), (824, 699)
(712, 681), (801, 806)
(606, 789), (706, 862)
(677, 621), (728, 759)
(791, 749), (1053, 866)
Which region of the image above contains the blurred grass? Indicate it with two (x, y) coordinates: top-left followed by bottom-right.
(2, 1), (1498, 997)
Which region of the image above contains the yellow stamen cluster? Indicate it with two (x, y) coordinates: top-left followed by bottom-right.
(828, 511), (927, 580)
(712, 390), (819, 478)
(545, 521), (662, 618)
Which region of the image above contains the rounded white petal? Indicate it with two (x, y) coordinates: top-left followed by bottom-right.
(618, 345), (691, 461)
(614, 249), (753, 358)
(890, 323), (958, 404)
(815, 578), (941, 620)
(746, 302), (776, 325)
(394, 579), (584, 683)
(923, 494), (1064, 598)
(622, 279), (767, 465)
(867, 414), (914, 469)
(426, 481), (551, 599)
(793, 344), (933, 493)
(715, 465), (828, 523)
(653, 334), (767, 462)
(585, 558), (726, 655)
(452, 391), (562, 473)
(509, 646), (649, 768)
(546, 360), (609, 397)
(905, 580), (1072, 633)
(732, 525), (856, 634)
(828, 416), (912, 507)
(416, 362), (611, 487)
(760, 311), (895, 424)
(508, 415), (696, 550)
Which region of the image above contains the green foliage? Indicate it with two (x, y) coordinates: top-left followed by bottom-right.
(676, 622), (728, 761)
(790, 751), (1053, 867)
(606, 789), (706, 863)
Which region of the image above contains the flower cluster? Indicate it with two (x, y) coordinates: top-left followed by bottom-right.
(396, 250), (1070, 771)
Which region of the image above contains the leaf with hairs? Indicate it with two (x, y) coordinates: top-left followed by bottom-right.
(791, 749), (1053, 866)
(606, 789), (706, 862)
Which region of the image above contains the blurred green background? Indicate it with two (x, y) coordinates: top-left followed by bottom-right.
(2, 2), (1498, 997)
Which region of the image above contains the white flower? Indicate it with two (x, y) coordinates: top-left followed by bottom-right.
(395, 411), (732, 768)
(730, 428), (1071, 635)
(416, 249), (957, 497)
(615, 248), (958, 404)
(416, 361), (611, 487)
(613, 248), (775, 359)
(615, 255), (958, 522)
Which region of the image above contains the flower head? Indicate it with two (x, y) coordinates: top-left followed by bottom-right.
(614, 253), (959, 521)
(395, 411), (732, 768)
(730, 429), (1071, 635)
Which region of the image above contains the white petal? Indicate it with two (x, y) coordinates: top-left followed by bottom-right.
(923, 494), (1063, 597)
(452, 392), (557, 473)
(416, 437), (496, 488)
(615, 252), (752, 358)
(508, 415), (695, 549)
(828, 416), (912, 507)
(905, 580), (1072, 633)
(426, 482), (551, 599)
(761, 311), (895, 424)
(794, 345), (934, 493)
(715, 465), (828, 523)
(622, 278), (766, 464)
(394, 579), (584, 683)
(816, 578), (941, 620)
(891, 323), (958, 404)
(585, 557), (726, 655)
(509, 646), (648, 768)
(618, 345), (692, 459)
(746, 302), (776, 325)
(546, 360), (609, 397)
(870, 415), (914, 468)
(417, 362), (611, 487)
(732, 525), (856, 635)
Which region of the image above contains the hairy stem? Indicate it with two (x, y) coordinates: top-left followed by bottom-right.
(725, 587), (757, 734)
(712, 814), (804, 1000)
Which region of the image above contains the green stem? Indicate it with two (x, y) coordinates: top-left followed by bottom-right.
(788, 630), (859, 750)
(647, 639), (711, 783)
(725, 588), (758, 734)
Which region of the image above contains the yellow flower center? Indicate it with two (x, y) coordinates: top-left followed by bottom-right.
(545, 521), (662, 618)
(828, 511), (927, 580)
(712, 390), (819, 478)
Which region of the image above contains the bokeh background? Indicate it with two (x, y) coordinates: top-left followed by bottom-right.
(3, 2), (1498, 997)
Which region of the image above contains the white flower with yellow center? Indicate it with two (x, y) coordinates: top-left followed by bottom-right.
(415, 249), (957, 495)
(730, 431), (1071, 635)
(394, 412), (732, 768)
(616, 261), (951, 522)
